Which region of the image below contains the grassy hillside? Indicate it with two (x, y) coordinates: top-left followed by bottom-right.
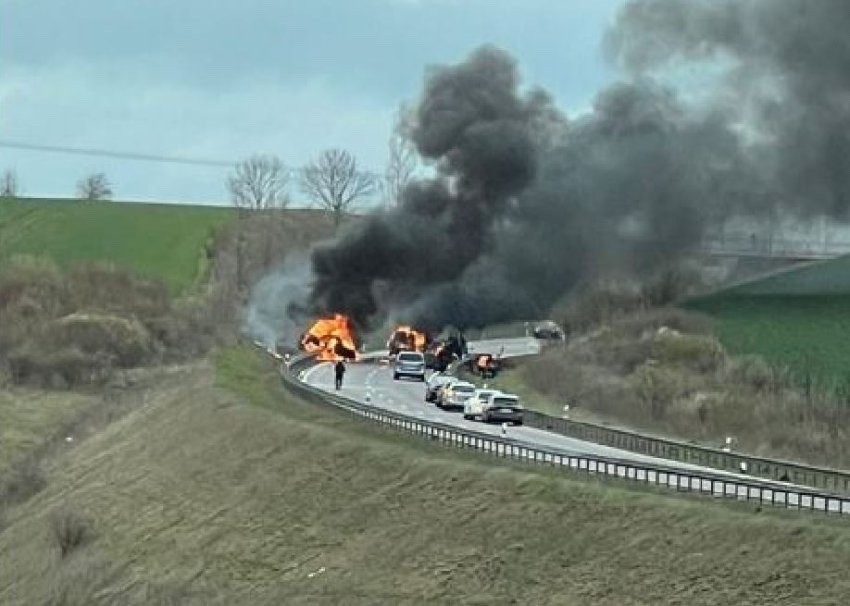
(0, 197), (233, 294)
(687, 255), (850, 387)
(2, 347), (850, 604)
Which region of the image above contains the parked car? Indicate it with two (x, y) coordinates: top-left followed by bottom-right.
(437, 380), (476, 411)
(482, 393), (524, 425)
(393, 351), (426, 381)
(463, 388), (501, 420)
(425, 372), (456, 402)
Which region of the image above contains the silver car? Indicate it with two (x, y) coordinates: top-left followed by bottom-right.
(393, 351), (426, 381)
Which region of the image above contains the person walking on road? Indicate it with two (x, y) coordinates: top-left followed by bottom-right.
(334, 359), (346, 390)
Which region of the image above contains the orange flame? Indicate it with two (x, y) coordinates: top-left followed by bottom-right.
(387, 325), (428, 353)
(300, 314), (358, 361)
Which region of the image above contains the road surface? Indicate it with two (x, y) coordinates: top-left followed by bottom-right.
(301, 337), (793, 483)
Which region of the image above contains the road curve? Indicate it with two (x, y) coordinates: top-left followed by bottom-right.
(302, 337), (788, 482)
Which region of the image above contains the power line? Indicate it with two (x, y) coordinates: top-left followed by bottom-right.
(0, 139), (232, 167)
(0, 138), (385, 180)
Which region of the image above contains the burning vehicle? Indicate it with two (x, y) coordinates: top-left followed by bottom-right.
(469, 352), (502, 379)
(386, 325), (429, 356)
(424, 333), (468, 372)
(300, 314), (358, 361)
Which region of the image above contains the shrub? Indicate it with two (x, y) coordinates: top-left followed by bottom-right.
(0, 258), (219, 388)
(0, 458), (46, 506)
(50, 508), (94, 558)
(651, 330), (726, 373)
(631, 363), (687, 420)
(726, 355), (777, 392)
(8, 346), (111, 388)
(613, 307), (714, 338)
(50, 313), (153, 368)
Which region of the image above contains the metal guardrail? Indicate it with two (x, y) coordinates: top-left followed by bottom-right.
(454, 359), (850, 497)
(281, 354), (850, 516)
(521, 411), (850, 496)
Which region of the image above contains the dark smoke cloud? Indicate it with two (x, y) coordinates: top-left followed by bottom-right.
(298, 1), (850, 333)
(306, 46), (555, 329)
(607, 0), (850, 219)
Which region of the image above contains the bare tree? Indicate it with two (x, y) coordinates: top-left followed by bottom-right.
(382, 106), (418, 208)
(226, 154), (290, 211)
(1, 170), (18, 198)
(301, 148), (376, 226)
(76, 173), (112, 200)
(383, 132), (418, 208)
(226, 155), (290, 295)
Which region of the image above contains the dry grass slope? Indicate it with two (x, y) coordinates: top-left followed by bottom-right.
(1, 348), (850, 604)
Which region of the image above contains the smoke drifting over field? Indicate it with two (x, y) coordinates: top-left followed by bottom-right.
(258, 0), (850, 338)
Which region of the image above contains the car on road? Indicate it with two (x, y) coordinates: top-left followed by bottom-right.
(463, 387), (500, 420)
(533, 320), (565, 340)
(393, 351), (426, 381)
(481, 393), (524, 425)
(425, 372), (456, 402)
(437, 380), (476, 411)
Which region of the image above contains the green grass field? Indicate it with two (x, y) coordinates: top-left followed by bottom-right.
(687, 255), (850, 389)
(0, 197), (233, 294)
(3, 347), (850, 604)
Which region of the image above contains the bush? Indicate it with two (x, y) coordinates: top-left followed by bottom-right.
(50, 508), (94, 558)
(50, 313), (153, 368)
(631, 363), (688, 420)
(0, 258), (219, 388)
(0, 458), (46, 506)
(613, 308), (713, 338)
(651, 330), (726, 373)
(8, 346), (111, 388)
(726, 355), (778, 392)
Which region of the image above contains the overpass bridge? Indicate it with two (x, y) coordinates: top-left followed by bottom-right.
(697, 236), (850, 261)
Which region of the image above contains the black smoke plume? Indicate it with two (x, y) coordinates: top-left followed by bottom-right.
(295, 1), (850, 333)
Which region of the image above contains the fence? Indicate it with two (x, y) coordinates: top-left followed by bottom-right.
(282, 355), (850, 516)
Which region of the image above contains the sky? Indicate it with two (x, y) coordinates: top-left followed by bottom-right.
(0, 0), (625, 205)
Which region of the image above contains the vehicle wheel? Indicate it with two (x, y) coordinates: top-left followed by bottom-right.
(393, 373), (399, 380)
(482, 412), (489, 423)
(463, 414), (471, 420)
(514, 420), (523, 426)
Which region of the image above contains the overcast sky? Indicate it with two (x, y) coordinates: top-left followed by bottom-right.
(0, 0), (625, 205)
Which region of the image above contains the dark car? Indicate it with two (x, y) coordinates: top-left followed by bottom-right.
(482, 393), (524, 425)
(533, 320), (565, 340)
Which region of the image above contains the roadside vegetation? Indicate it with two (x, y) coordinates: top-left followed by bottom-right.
(489, 281), (850, 469)
(2, 346), (850, 605)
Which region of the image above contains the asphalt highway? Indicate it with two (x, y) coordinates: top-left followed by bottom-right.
(301, 337), (788, 481)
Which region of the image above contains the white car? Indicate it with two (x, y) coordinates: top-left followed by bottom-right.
(463, 388), (501, 420)
(481, 393), (524, 425)
(437, 380), (476, 411)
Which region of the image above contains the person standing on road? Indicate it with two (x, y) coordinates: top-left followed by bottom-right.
(334, 359), (346, 390)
